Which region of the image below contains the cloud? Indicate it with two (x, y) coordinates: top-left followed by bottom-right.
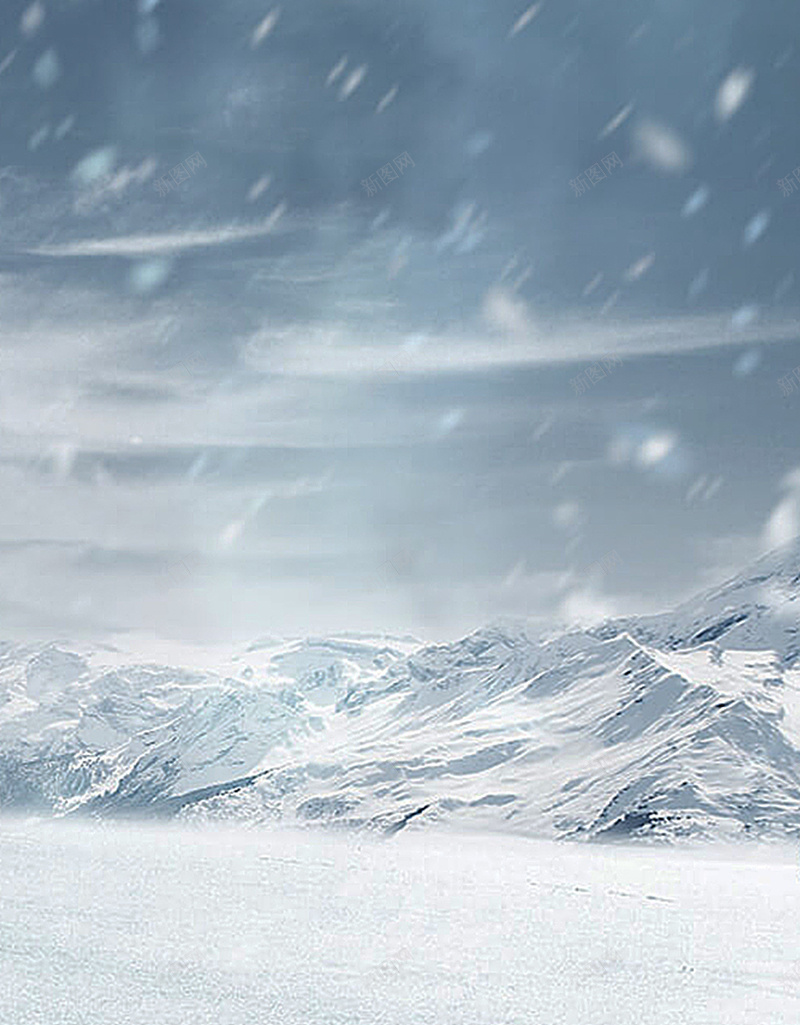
(243, 313), (800, 380)
(25, 206), (287, 257)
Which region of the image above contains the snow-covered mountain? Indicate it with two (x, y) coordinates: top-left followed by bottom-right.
(5, 544), (800, 841)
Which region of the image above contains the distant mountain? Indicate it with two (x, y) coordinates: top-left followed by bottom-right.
(4, 545), (800, 841)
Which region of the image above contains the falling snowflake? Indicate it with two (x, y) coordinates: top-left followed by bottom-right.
(251, 8), (280, 48)
(636, 432), (676, 468)
(339, 65), (367, 101)
(743, 210), (771, 248)
(599, 102), (634, 140)
(32, 48), (60, 89)
(715, 68), (755, 122)
(509, 3), (543, 38)
(20, 2), (45, 36)
(682, 185), (710, 218)
(634, 119), (692, 174)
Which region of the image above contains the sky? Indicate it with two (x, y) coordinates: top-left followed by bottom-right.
(1, 0), (800, 647)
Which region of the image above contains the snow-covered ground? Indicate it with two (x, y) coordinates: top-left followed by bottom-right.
(1, 817), (798, 1025)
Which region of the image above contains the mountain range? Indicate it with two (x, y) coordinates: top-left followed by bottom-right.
(4, 542), (800, 841)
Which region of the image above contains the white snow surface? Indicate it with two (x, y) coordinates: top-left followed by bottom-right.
(0, 817), (798, 1025)
(5, 543), (800, 840)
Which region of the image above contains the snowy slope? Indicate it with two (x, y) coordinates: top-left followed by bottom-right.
(608, 541), (800, 659)
(5, 544), (800, 840)
(190, 624), (800, 841)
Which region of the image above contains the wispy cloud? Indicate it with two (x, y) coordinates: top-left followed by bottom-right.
(244, 313), (800, 379)
(25, 206), (287, 258)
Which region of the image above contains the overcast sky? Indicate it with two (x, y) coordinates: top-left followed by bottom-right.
(1, 0), (800, 647)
